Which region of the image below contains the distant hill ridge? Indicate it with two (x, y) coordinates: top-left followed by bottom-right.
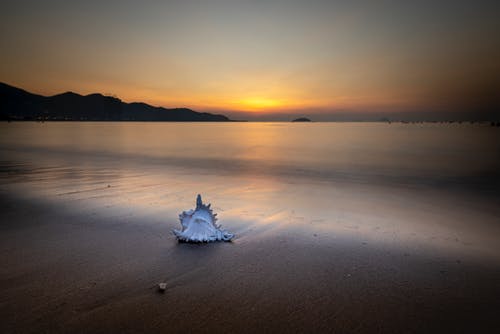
(0, 82), (231, 121)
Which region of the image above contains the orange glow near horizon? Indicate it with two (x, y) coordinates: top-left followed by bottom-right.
(237, 97), (285, 111)
(1, 2), (499, 117)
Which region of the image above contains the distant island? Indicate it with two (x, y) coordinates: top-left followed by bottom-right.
(0, 82), (231, 122)
(292, 117), (311, 122)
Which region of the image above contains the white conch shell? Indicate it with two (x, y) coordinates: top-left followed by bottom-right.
(173, 194), (234, 242)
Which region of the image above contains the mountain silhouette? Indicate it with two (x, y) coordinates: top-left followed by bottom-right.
(292, 117), (311, 122)
(0, 82), (230, 121)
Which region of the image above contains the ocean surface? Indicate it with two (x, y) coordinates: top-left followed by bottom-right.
(1, 122), (499, 259)
(1, 122), (499, 185)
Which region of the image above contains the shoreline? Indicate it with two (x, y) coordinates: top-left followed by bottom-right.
(1, 122), (499, 333)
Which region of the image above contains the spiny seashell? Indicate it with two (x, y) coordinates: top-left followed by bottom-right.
(173, 194), (234, 242)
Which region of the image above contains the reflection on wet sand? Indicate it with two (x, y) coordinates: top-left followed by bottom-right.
(1, 155), (499, 262)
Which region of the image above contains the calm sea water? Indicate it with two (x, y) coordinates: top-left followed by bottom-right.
(0, 122), (499, 187)
(1, 122), (499, 258)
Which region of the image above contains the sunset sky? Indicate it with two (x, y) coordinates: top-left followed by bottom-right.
(1, 0), (499, 119)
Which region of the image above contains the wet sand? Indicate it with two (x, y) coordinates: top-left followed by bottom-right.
(1, 175), (500, 333)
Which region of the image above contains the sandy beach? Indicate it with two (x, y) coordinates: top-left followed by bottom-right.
(1, 122), (500, 333)
(1, 170), (500, 333)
